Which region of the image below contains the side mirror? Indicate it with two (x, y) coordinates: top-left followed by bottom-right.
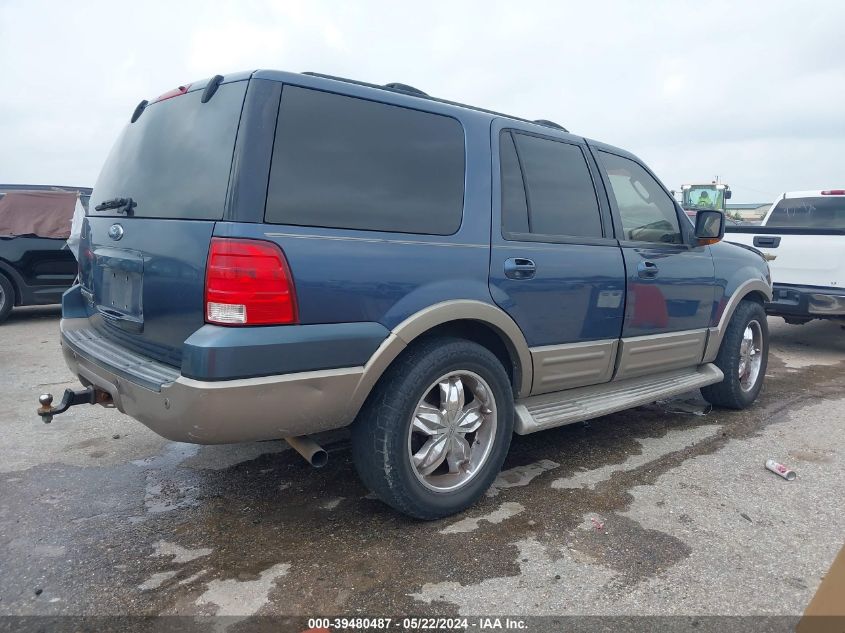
(724, 190), (732, 200)
(694, 209), (725, 245)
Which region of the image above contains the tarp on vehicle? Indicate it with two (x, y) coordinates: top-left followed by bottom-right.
(0, 190), (77, 238)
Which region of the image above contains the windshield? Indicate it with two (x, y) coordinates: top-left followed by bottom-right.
(767, 196), (845, 229)
(89, 80), (247, 219)
(683, 186), (725, 211)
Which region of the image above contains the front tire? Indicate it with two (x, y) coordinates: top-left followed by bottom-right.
(0, 274), (14, 323)
(701, 300), (768, 409)
(351, 337), (514, 519)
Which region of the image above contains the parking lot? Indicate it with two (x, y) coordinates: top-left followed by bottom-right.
(1, 308), (843, 620)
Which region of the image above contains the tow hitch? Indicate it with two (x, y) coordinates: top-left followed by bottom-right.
(37, 387), (113, 423)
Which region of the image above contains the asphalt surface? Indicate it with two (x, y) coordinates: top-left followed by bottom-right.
(1, 306), (843, 620)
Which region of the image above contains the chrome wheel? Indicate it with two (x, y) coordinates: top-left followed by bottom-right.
(738, 319), (763, 392)
(407, 371), (498, 493)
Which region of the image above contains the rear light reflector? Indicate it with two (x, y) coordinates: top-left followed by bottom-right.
(204, 238), (298, 326)
(821, 190), (845, 195)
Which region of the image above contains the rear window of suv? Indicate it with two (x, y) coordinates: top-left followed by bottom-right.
(766, 197), (845, 229)
(89, 81), (248, 220)
(265, 86), (465, 235)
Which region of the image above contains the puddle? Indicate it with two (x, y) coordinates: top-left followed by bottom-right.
(552, 426), (720, 490)
(139, 570), (178, 591)
(150, 540), (212, 564)
(487, 459), (559, 497)
(195, 563), (290, 617)
(440, 502), (524, 534)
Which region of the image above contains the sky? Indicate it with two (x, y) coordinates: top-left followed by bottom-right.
(1, 0), (843, 203)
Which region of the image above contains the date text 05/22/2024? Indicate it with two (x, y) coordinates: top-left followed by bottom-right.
(306, 617), (527, 630)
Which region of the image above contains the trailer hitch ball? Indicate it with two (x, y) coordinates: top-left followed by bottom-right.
(36, 386), (108, 424)
(38, 394), (55, 424)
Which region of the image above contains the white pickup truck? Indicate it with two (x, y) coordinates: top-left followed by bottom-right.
(725, 190), (845, 325)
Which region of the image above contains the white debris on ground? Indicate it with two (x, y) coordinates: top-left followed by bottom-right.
(577, 513), (607, 532)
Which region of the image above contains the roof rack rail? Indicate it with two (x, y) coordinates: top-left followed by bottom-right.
(303, 73), (428, 98)
(300, 71), (572, 133)
(533, 119), (568, 132)
(383, 82), (428, 97)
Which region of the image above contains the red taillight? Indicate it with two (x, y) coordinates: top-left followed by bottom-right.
(204, 238), (298, 326)
(821, 190), (845, 195)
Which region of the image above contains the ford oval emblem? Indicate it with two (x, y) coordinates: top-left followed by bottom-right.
(108, 223), (124, 241)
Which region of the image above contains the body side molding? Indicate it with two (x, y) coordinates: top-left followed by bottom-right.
(529, 339), (618, 395)
(615, 329), (708, 380)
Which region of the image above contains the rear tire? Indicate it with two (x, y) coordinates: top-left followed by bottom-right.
(351, 337), (514, 520)
(0, 274), (14, 323)
(701, 300), (768, 409)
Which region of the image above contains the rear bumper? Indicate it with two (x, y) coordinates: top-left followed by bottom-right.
(766, 284), (845, 319)
(60, 317), (365, 443)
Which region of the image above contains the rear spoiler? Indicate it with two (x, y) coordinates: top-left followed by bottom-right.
(130, 74), (226, 123)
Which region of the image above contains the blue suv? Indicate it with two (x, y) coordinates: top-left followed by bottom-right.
(39, 71), (772, 519)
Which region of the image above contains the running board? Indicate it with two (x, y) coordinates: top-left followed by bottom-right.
(514, 364), (723, 434)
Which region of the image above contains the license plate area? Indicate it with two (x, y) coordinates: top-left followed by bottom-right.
(94, 248), (144, 331)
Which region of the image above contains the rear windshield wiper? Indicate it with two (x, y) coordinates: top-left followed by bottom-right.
(94, 197), (136, 215)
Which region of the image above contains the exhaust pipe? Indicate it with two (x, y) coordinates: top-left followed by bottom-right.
(285, 435), (328, 468)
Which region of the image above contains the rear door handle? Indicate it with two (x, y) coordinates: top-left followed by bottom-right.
(504, 257), (536, 280)
(637, 260), (659, 279)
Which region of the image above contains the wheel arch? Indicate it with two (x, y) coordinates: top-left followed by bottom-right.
(702, 279), (772, 363)
(348, 300), (533, 417)
(0, 261), (22, 306)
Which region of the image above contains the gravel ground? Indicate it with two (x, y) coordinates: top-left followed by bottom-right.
(1, 306), (843, 623)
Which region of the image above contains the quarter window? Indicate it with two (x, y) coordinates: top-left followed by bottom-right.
(499, 132), (529, 234)
(599, 151), (682, 244)
(265, 86), (465, 235)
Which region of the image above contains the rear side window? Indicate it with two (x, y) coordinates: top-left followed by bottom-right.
(599, 151), (682, 244)
(265, 86), (465, 235)
(90, 81), (247, 219)
(500, 131), (602, 239)
(766, 197), (845, 229)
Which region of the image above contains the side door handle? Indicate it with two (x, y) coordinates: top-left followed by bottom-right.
(637, 260), (659, 279)
(504, 257), (536, 280)
(753, 236), (781, 248)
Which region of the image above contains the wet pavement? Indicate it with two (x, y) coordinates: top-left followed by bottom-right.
(1, 306), (844, 619)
